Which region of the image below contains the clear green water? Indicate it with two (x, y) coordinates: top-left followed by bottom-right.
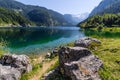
(84, 29), (120, 38)
(0, 26), (85, 55)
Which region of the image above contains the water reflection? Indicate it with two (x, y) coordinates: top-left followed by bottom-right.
(84, 29), (120, 38)
(0, 27), (85, 54)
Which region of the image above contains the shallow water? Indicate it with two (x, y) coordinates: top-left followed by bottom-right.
(0, 26), (85, 54)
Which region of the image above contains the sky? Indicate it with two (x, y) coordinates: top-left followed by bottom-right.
(16, 0), (102, 14)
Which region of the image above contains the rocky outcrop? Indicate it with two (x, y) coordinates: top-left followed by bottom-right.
(44, 67), (60, 80)
(0, 54), (32, 80)
(44, 38), (103, 80)
(59, 47), (103, 80)
(74, 37), (101, 48)
(0, 64), (21, 80)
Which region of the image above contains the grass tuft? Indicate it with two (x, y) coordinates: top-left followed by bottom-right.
(84, 27), (120, 80)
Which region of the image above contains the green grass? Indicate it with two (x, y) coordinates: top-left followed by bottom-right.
(0, 40), (8, 56)
(66, 42), (75, 47)
(21, 27), (120, 80)
(20, 63), (43, 80)
(84, 27), (120, 80)
(93, 38), (120, 80)
(46, 59), (59, 73)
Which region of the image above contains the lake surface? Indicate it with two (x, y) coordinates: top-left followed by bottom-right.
(0, 26), (85, 55)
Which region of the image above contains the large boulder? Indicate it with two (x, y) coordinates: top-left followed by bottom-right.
(59, 47), (102, 80)
(64, 55), (102, 80)
(0, 54), (32, 80)
(58, 47), (92, 66)
(0, 64), (21, 80)
(74, 37), (101, 48)
(45, 46), (103, 80)
(58, 46), (103, 80)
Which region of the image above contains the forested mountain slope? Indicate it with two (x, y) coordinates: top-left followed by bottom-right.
(0, 0), (70, 26)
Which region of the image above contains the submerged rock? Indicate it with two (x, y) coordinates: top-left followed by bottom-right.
(0, 54), (32, 80)
(74, 37), (101, 48)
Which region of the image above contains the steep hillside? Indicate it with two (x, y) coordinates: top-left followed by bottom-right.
(90, 0), (120, 16)
(78, 13), (120, 28)
(0, 0), (70, 26)
(0, 7), (32, 27)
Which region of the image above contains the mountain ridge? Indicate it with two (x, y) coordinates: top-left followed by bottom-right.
(0, 0), (71, 26)
(64, 13), (89, 25)
(90, 0), (120, 16)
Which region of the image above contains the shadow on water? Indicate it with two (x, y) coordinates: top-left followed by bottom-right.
(83, 29), (120, 38)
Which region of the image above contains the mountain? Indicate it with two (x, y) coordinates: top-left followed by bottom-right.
(64, 13), (89, 25)
(78, 13), (120, 28)
(78, 0), (120, 28)
(0, 7), (32, 27)
(90, 0), (120, 16)
(0, 0), (70, 26)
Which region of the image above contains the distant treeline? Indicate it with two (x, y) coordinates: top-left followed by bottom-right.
(78, 13), (120, 28)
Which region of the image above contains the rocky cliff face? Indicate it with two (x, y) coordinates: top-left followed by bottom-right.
(90, 0), (120, 16)
(44, 37), (103, 80)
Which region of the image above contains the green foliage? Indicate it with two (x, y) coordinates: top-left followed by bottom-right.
(27, 9), (53, 26)
(0, 40), (8, 56)
(79, 13), (120, 28)
(42, 59), (68, 80)
(83, 27), (120, 38)
(47, 60), (59, 72)
(0, 7), (32, 27)
(0, 0), (70, 26)
(66, 42), (75, 47)
(20, 63), (43, 80)
(84, 28), (120, 79)
(48, 75), (67, 80)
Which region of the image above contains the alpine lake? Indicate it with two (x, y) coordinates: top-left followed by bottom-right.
(0, 26), (85, 55)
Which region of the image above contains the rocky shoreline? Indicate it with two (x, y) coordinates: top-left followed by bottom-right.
(44, 37), (103, 80)
(0, 54), (32, 80)
(0, 37), (103, 80)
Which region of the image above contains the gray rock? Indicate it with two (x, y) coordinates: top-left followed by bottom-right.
(52, 50), (58, 55)
(58, 46), (103, 80)
(45, 53), (52, 58)
(0, 54), (32, 73)
(74, 37), (101, 48)
(44, 67), (60, 80)
(58, 47), (92, 64)
(64, 55), (102, 80)
(0, 64), (21, 80)
(0, 54), (32, 80)
(45, 46), (103, 80)
(45, 48), (58, 58)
